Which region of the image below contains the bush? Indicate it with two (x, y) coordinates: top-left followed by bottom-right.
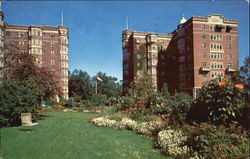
(119, 96), (134, 111)
(60, 98), (76, 108)
(0, 80), (38, 126)
(189, 80), (248, 125)
(88, 94), (108, 106)
(167, 92), (192, 125)
(182, 123), (249, 159)
(45, 100), (60, 107)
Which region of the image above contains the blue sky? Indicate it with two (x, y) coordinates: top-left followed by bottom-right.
(2, 1), (249, 80)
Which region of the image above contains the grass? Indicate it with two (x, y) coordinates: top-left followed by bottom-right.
(0, 112), (170, 159)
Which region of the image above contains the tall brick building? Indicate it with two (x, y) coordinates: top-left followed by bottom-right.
(122, 14), (238, 98)
(0, 9), (69, 99)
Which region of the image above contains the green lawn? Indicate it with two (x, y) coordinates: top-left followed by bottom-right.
(1, 112), (170, 159)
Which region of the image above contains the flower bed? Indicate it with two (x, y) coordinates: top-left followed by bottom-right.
(90, 116), (201, 158)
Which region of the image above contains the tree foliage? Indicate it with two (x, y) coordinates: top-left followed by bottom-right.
(68, 69), (93, 100)
(95, 72), (122, 98)
(0, 80), (38, 126)
(128, 75), (155, 101)
(3, 52), (62, 103)
(240, 56), (250, 86)
(68, 70), (122, 101)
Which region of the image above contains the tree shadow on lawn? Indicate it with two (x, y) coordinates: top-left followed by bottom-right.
(32, 114), (55, 122)
(18, 128), (35, 132)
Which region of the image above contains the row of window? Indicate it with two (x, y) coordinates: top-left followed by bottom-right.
(30, 48), (42, 54)
(61, 78), (68, 84)
(211, 62), (223, 69)
(31, 39), (42, 45)
(211, 71), (224, 79)
(61, 54), (68, 60)
(210, 34), (223, 41)
(6, 31), (63, 38)
(61, 46), (68, 51)
(210, 52), (223, 59)
(210, 43), (223, 50)
(200, 34), (231, 41)
(30, 30), (41, 36)
(61, 70), (68, 76)
(201, 52), (232, 60)
(201, 62), (233, 69)
(61, 62), (68, 68)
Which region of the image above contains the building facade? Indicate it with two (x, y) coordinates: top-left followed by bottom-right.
(122, 30), (172, 93)
(122, 14), (238, 98)
(0, 10), (69, 99)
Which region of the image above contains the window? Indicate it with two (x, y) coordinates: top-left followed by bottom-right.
(18, 32), (25, 37)
(51, 42), (55, 47)
(227, 35), (231, 40)
(201, 33), (205, 39)
(201, 52), (206, 59)
(19, 41), (25, 45)
(210, 25), (212, 30)
(201, 62), (206, 67)
(227, 44), (231, 49)
(51, 51), (55, 55)
(201, 43), (205, 49)
(51, 60), (55, 65)
(227, 54), (232, 60)
(201, 24), (205, 29)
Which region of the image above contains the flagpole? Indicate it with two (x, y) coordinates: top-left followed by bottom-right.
(95, 77), (98, 94)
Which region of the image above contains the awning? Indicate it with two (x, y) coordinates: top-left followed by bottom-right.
(215, 24), (225, 29)
(227, 25), (233, 29)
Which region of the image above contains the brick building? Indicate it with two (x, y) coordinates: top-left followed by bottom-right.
(0, 10), (69, 99)
(122, 14), (238, 98)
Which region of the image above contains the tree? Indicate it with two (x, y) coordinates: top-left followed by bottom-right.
(3, 52), (62, 104)
(128, 75), (155, 101)
(240, 56), (250, 87)
(94, 72), (122, 98)
(0, 79), (37, 126)
(68, 69), (93, 100)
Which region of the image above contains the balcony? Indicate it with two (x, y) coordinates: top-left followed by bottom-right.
(201, 66), (210, 72)
(227, 67), (237, 72)
(210, 49), (224, 53)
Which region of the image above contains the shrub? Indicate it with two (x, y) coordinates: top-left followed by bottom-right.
(60, 98), (76, 108)
(88, 94), (108, 106)
(182, 123), (249, 159)
(119, 96), (134, 111)
(190, 80), (248, 125)
(0, 80), (38, 126)
(45, 100), (60, 107)
(167, 92), (192, 125)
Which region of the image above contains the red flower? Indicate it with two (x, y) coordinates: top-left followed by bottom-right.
(235, 84), (244, 89)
